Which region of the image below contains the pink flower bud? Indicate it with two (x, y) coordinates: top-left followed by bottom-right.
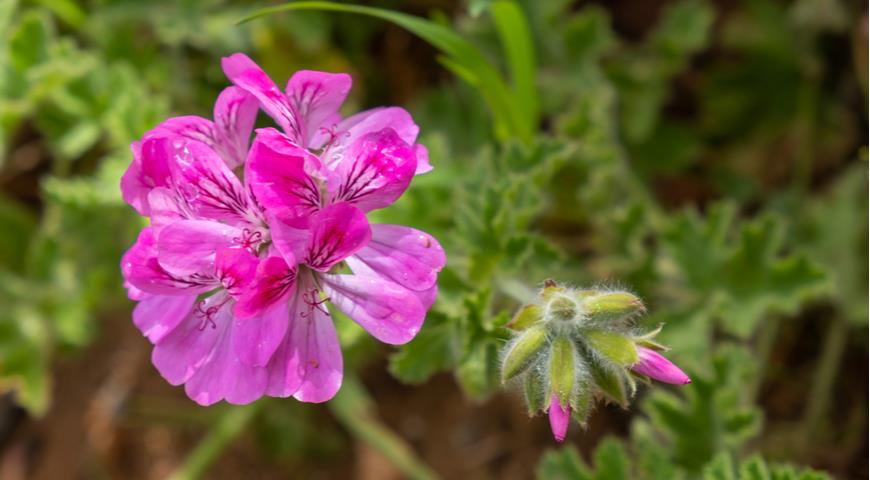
(632, 347), (691, 385)
(548, 393), (571, 443)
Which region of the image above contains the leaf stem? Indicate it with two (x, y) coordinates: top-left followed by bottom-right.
(168, 403), (260, 480)
(801, 314), (849, 438)
(329, 375), (438, 480)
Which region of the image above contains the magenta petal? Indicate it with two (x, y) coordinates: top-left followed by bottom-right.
(233, 300), (290, 367)
(286, 70), (351, 147)
(327, 106), (430, 174)
(234, 255), (298, 319)
(632, 347), (691, 385)
(222, 53), (304, 143)
(151, 293), (229, 386)
(246, 128), (323, 224)
(304, 202), (371, 271)
(329, 128), (417, 212)
(156, 220), (241, 278)
(152, 115), (217, 153)
(213, 86), (259, 167)
(320, 273), (425, 345)
(349, 224), (444, 291)
(215, 247), (259, 297)
(264, 278), (343, 402)
(121, 138), (173, 215)
(167, 138), (258, 225)
(183, 308), (269, 406)
(548, 393), (571, 443)
(122, 228), (212, 294)
(133, 294), (197, 344)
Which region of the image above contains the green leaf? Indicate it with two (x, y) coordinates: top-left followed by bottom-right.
(537, 446), (592, 480)
(490, 0), (538, 125)
(8, 10), (52, 72)
(388, 312), (455, 384)
(0, 196), (37, 273)
(241, 1), (531, 142)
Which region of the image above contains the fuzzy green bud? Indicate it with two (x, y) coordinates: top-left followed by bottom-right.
(571, 379), (593, 427)
(502, 326), (548, 382)
(523, 368), (546, 414)
(547, 295), (578, 322)
(590, 363), (629, 407)
(585, 330), (639, 366)
(549, 336), (576, 407)
(507, 304), (542, 331)
(583, 292), (645, 320)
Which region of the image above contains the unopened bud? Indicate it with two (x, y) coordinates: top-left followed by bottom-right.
(548, 393), (570, 443)
(502, 326), (548, 382)
(632, 347), (691, 385)
(507, 304), (542, 331)
(549, 336), (576, 407)
(590, 363), (629, 407)
(523, 368), (546, 414)
(583, 292), (645, 320)
(547, 295), (577, 322)
(585, 330), (639, 366)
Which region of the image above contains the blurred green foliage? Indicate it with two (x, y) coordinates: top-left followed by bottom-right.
(0, 0), (865, 477)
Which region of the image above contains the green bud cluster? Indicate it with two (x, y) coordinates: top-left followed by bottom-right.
(501, 280), (653, 426)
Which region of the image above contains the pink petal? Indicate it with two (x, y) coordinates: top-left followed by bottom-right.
(215, 247), (259, 297)
(151, 293), (231, 386)
(183, 306), (269, 405)
(221, 53), (305, 143)
(327, 106), (430, 174)
(133, 294), (197, 344)
(286, 70), (351, 147)
(343, 258), (439, 310)
(328, 129), (417, 212)
(632, 347), (691, 385)
(349, 224), (445, 291)
(156, 220), (241, 278)
(167, 137), (259, 225)
(213, 86), (259, 167)
(152, 116), (217, 155)
(120, 138), (173, 215)
(122, 228), (213, 294)
(234, 255), (298, 319)
(548, 393), (570, 443)
(265, 277), (343, 402)
(246, 128), (324, 225)
(304, 202), (371, 272)
(319, 273), (425, 345)
(232, 299), (290, 368)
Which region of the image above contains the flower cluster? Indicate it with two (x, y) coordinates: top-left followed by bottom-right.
(501, 280), (690, 443)
(120, 53), (445, 405)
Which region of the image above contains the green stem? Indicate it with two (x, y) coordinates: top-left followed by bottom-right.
(749, 316), (781, 401)
(168, 403), (260, 480)
(329, 375), (438, 480)
(801, 314), (849, 437)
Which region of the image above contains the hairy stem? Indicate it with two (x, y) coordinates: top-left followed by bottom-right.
(329, 375), (438, 480)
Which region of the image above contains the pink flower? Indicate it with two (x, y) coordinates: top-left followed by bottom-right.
(120, 53), (445, 406)
(548, 393), (570, 443)
(631, 347), (691, 385)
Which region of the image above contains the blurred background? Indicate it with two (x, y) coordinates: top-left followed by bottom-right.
(0, 0), (866, 478)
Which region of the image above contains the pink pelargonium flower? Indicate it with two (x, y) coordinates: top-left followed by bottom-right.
(120, 53), (445, 406)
